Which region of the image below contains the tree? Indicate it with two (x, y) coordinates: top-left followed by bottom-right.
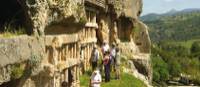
(168, 60), (182, 77)
(191, 41), (200, 57)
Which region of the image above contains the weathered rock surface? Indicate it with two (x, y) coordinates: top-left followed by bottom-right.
(22, 0), (85, 35)
(109, 0), (142, 19)
(134, 21), (151, 53)
(0, 35), (44, 84)
(0, 0), (152, 86)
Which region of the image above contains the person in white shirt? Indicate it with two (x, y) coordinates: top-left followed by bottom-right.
(90, 70), (102, 87)
(102, 41), (110, 56)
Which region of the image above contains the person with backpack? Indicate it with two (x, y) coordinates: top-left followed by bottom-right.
(91, 45), (99, 71)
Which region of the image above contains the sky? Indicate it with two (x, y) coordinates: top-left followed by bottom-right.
(142, 0), (200, 15)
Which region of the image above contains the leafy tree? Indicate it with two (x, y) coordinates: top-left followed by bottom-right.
(191, 41), (200, 54)
(168, 60), (182, 77)
(151, 54), (169, 83)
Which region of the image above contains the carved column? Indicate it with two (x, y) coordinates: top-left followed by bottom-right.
(77, 43), (80, 59)
(91, 28), (93, 38)
(84, 28), (86, 40)
(58, 48), (61, 63)
(87, 45), (90, 69)
(62, 48), (65, 61)
(53, 47), (58, 65)
(85, 28), (88, 39)
(66, 45), (69, 61)
(64, 69), (68, 83)
(93, 28), (96, 38)
(88, 28), (90, 38)
(72, 44), (74, 58)
(74, 43), (77, 58)
(89, 28), (92, 38)
(69, 45), (72, 59)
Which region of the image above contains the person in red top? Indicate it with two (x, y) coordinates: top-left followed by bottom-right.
(103, 51), (111, 82)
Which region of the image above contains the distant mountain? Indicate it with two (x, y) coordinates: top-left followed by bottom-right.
(141, 8), (200, 21)
(141, 8), (200, 43)
(140, 13), (161, 21)
(181, 8), (200, 13)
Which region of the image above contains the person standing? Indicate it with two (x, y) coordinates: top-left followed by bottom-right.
(100, 41), (110, 73)
(101, 41), (110, 56)
(110, 43), (116, 71)
(91, 45), (99, 71)
(115, 48), (121, 79)
(103, 51), (111, 82)
(90, 70), (102, 87)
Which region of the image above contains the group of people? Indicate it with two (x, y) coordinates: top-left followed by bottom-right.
(90, 41), (121, 87)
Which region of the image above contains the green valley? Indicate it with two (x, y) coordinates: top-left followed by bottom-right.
(142, 9), (200, 86)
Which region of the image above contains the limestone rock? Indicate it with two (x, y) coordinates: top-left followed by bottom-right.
(0, 0), (152, 86)
(109, 0), (142, 19)
(126, 60), (152, 87)
(0, 36), (45, 84)
(22, 0), (85, 36)
(131, 54), (152, 82)
(134, 21), (151, 53)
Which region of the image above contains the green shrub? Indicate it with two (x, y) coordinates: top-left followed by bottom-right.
(11, 64), (24, 79)
(153, 70), (160, 82)
(27, 54), (42, 75)
(191, 41), (200, 55)
(168, 60), (182, 77)
(151, 54), (169, 84)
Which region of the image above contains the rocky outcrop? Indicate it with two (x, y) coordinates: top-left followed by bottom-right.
(22, 0), (85, 36)
(108, 0), (152, 84)
(0, 0), (152, 86)
(109, 0), (142, 19)
(0, 36), (44, 84)
(134, 21), (151, 53)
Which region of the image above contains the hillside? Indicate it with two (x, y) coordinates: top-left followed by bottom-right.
(141, 8), (200, 43)
(142, 9), (200, 86)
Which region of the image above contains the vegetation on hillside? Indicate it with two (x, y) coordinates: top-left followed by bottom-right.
(142, 10), (200, 43)
(151, 41), (200, 86)
(142, 9), (200, 86)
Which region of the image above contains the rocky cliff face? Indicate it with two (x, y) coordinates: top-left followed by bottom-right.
(21, 0), (85, 35)
(0, 36), (44, 85)
(0, 0), (151, 86)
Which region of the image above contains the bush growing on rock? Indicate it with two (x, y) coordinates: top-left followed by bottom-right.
(11, 64), (24, 79)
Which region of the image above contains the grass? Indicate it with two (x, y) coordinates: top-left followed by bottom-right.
(80, 71), (147, 87)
